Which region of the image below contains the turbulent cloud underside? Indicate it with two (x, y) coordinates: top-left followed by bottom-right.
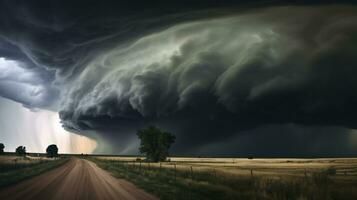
(0, 2), (357, 155)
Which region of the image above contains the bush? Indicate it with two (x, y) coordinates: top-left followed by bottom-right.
(325, 167), (337, 176)
(46, 144), (59, 157)
(0, 143), (4, 154)
(15, 146), (26, 156)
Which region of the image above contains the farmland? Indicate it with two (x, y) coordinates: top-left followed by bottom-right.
(1, 154), (356, 199)
(0, 155), (69, 188)
(89, 156), (357, 200)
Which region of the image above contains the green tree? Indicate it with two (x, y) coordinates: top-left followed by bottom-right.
(0, 143), (4, 154)
(16, 146), (26, 156)
(137, 126), (176, 162)
(46, 144), (58, 157)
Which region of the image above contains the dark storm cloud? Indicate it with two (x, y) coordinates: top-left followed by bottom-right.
(1, 0), (357, 155)
(196, 124), (357, 157)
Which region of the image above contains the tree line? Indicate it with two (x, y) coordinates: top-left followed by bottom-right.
(1, 125), (176, 161)
(0, 143), (59, 157)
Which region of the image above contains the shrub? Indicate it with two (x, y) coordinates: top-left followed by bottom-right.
(0, 143), (4, 154)
(46, 144), (59, 157)
(15, 146), (26, 156)
(325, 167), (336, 176)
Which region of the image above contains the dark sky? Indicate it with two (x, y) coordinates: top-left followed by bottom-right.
(1, 0), (357, 156)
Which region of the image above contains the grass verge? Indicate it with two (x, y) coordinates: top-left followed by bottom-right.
(88, 157), (357, 200)
(0, 157), (69, 188)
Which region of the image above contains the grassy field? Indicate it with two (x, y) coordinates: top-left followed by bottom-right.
(89, 156), (357, 200)
(0, 155), (69, 188)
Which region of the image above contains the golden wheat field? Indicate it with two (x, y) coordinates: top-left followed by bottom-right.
(95, 156), (357, 179)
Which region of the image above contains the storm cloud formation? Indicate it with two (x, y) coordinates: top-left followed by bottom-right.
(1, 0), (357, 156)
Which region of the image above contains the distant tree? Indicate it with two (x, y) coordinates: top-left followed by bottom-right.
(16, 146), (26, 156)
(0, 143), (4, 154)
(137, 126), (176, 162)
(46, 144), (58, 157)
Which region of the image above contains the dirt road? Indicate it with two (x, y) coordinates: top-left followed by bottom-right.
(0, 158), (158, 200)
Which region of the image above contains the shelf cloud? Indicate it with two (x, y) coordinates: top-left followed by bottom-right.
(1, 1), (357, 155)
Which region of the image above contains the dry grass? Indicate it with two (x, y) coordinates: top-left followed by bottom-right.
(0, 155), (59, 171)
(0, 155), (57, 163)
(0, 155), (69, 188)
(91, 156), (357, 200)
(95, 157), (357, 179)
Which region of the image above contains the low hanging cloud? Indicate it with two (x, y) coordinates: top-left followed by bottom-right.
(1, 1), (357, 155)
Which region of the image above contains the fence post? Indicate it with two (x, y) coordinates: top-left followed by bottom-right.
(174, 164), (177, 181)
(190, 166), (194, 180)
(188, 182), (192, 200)
(250, 169), (253, 178)
(139, 161), (142, 172)
(160, 162), (162, 171)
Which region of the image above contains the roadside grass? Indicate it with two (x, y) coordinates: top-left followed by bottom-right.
(0, 156), (69, 188)
(0, 156), (54, 171)
(89, 157), (357, 200)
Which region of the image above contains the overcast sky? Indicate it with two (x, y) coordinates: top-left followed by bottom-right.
(0, 0), (357, 156)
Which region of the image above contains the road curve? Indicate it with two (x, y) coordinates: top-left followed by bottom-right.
(0, 158), (158, 200)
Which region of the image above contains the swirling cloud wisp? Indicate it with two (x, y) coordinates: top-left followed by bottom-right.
(0, 1), (357, 156)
